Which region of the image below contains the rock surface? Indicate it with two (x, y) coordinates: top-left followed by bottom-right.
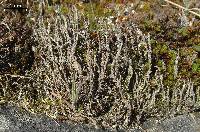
(0, 103), (200, 132)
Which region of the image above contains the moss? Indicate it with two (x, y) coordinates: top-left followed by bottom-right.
(177, 27), (189, 37)
(157, 60), (164, 67)
(139, 2), (151, 12)
(160, 43), (168, 54)
(60, 5), (69, 14)
(193, 45), (200, 52)
(192, 59), (200, 73)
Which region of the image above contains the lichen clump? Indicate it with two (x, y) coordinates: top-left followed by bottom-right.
(0, 0), (200, 130)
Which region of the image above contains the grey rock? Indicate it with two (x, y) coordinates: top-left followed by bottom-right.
(0, 103), (200, 132)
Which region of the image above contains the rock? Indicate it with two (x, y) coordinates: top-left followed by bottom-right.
(0, 103), (200, 132)
(141, 114), (200, 132)
(0, 103), (108, 132)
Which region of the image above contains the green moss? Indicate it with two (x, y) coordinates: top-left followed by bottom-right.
(47, 6), (54, 13)
(160, 43), (168, 54)
(157, 60), (164, 67)
(193, 45), (200, 52)
(60, 5), (69, 14)
(192, 59), (200, 73)
(192, 63), (200, 72)
(139, 2), (151, 12)
(177, 27), (189, 37)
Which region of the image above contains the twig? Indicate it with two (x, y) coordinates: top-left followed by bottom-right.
(164, 0), (200, 18)
(2, 74), (32, 79)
